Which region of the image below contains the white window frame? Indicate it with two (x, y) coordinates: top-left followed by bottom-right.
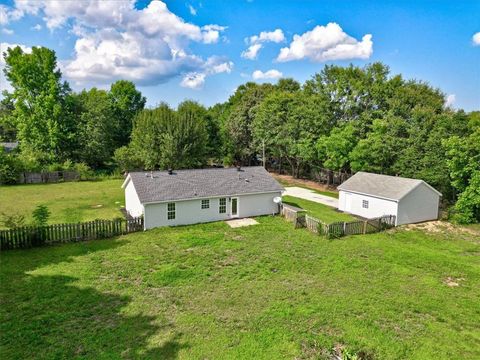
(362, 199), (369, 209)
(201, 199), (210, 209)
(219, 198), (226, 214)
(167, 202), (176, 220)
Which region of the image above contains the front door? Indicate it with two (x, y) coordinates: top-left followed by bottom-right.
(231, 197), (239, 217)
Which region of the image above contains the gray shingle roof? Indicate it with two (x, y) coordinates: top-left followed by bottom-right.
(337, 172), (441, 201)
(125, 166), (284, 204)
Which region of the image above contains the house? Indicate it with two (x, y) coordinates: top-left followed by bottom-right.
(122, 166), (284, 230)
(337, 172), (442, 225)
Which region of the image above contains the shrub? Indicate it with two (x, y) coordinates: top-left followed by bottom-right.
(0, 212), (26, 229)
(452, 171), (480, 224)
(73, 162), (94, 180)
(113, 146), (142, 173)
(32, 205), (50, 227)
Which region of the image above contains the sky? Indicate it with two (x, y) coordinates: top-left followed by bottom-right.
(0, 0), (479, 111)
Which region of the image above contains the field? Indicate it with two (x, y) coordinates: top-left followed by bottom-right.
(0, 180), (124, 228)
(1, 180), (479, 359)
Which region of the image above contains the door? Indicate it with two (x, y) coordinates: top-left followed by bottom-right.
(231, 197), (239, 217)
(344, 193), (352, 212)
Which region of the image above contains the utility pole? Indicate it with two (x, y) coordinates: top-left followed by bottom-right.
(262, 138), (266, 169)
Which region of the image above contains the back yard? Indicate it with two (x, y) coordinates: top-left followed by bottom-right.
(1, 217), (479, 359)
(0, 180), (124, 228)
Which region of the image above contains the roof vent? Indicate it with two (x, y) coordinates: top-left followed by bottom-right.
(168, 168), (173, 175)
(236, 165), (241, 171)
(245, 178), (250, 183)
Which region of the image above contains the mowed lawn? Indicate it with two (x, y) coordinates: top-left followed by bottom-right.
(0, 180), (124, 227)
(1, 216), (479, 359)
(283, 195), (355, 223)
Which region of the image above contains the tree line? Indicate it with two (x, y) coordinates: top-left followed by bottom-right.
(0, 46), (478, 223)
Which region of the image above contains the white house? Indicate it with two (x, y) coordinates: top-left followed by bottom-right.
(122, 166), (284, 230)
(337, 172), (442, 225)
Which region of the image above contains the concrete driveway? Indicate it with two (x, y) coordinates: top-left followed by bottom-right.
(283, 186), (339, 208)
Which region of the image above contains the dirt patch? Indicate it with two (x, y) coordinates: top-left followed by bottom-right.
(91, 204), (103, 208)
(226, 218), (259, 228)
(443, 276), (465, 287)
(270, 173), (337, 193)
(404, 220), (480, 237)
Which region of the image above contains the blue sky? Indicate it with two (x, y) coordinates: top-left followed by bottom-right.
(0, 0), (479, 111)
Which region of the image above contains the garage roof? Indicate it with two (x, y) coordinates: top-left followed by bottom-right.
(337, 172), (442, 201)
(123, 166), (284, 204)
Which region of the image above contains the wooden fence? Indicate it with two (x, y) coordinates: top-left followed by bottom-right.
(0, 217), (144, 250)
(15, 171), (80, 184)
(281, 205), (306, 228)
(284, 211), (395, 238)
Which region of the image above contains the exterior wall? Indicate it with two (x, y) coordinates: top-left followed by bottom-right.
(397, 183), (440, 225)
(339, 190), (398, 220)
(124, 180), (144, 218)
(143, 192), (281, 230)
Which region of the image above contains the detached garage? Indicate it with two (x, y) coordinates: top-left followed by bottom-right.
(338, 172), (442, 225)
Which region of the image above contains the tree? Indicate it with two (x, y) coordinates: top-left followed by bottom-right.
(316, 123), (357, 172)
(224, 82), (275, 165)
(128, 102), (208, 170)
(3, 46), (73, 163)
(74, 88), (116, 168)
(254, 89), (329, 177)
(109, 80), (146, 148)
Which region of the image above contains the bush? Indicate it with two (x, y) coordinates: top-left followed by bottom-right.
(32, 205), (50, 227)
(0, 148), (26, 184)
(113, 146), (142, 173)
(73, 162), (94, 180)
(452, 171), (480, 224)
(0, 212), (26, 229)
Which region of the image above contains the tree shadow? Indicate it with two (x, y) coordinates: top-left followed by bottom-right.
(0, 239), (189, 359)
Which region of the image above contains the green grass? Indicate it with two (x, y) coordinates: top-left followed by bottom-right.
(0, 180), (124, 227)
(1, 217), (479, 359)
(283, 195), (355, 223)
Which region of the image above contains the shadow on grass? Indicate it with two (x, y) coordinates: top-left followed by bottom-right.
(0, 239), (188, 359)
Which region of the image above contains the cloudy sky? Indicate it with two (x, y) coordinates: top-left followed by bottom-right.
(0, 0), (479, 110)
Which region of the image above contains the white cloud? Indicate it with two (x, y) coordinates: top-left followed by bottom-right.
(0, 5), (8, 26)
(252, 69), (283, 80)
(249, 29), (285, 44)
(181, 56), (233, 89)
(241, 43), (262, 60)
(202, 24), (227, 44)
(2, 0), (230, 88)
(277, 22), (373, 62)
(1, 28), (13, 35)
(445, 94), (456, 107)
(473, 32), (480, 46)
(241, 28), (285, 60)
(31, 24), (42, 31)
(188, 4), (197, 16)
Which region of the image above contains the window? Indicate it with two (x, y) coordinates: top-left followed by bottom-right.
(219, 198), (226, 214)
(201, 199), (210, 209)
(167, 202), (176, 220)
(362, 200), (369, 209)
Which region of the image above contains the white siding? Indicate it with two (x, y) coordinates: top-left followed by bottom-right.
(124, 180), (144, 218)
(339, 191), (397, 220)
(397, 183), (440, 225)
(144, 192), (281, 230)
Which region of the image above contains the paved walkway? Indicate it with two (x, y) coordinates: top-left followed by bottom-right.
(283, 186), (339, 208)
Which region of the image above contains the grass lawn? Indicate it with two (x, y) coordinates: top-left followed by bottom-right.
(283, 195), (355, 223)
(1, 216), (479, 359)
(0, 180), (124, 227)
